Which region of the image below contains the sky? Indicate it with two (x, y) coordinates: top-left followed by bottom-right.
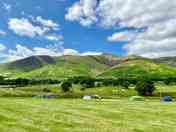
(0, 0), (175, 63)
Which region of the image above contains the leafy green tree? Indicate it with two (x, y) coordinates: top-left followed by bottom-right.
(61, 81), (72, 92)
(80, 78), (95, 88)
(119, 80), (130, 89)
(135, 80), (156, 96)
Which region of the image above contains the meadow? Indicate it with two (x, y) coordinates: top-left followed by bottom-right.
(0, 84), (175, 132)
(0, 98), (175, 132)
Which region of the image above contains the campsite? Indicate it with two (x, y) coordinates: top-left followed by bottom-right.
(0, 0), (176, 131)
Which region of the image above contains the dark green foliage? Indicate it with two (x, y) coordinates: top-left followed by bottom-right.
(163, 77), (176, 85)
(80, 78), (95, 88)
(119, 80), (130, 89)
(15, 78), (29, 87)
(43, 88), (51, 93)
(102, 79), (115, 86)
(80, 87), (86, 91)
(61, 81), (72, 92)
(96, 82), (102, 87)
(135, 80), (156, 96)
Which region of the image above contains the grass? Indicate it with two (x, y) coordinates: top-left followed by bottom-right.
(0, 98), (175, 132)
(99, 60), (176, 78)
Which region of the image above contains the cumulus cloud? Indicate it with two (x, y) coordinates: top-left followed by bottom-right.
(65, 0), (98, 26)
(107, 31), (139, 42)
(0, 44), (6, 51)
(0, 44), (102, 62)
(82, 51), (102, 56)
(0, 30), (6, 36)
(8, 18), (46, 38)
(35, 16), (60, 30)
(66, 0), (176, 58)
(45, 34), (63, 41)
(8, 17), (63, 42)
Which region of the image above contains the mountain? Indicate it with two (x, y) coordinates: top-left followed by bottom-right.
(153, 56), (176, 67)
(0, 55), (114, 79)
(0, 54), (176, 79)
(99, 59), (176, 78)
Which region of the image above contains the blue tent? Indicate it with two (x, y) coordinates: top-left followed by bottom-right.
(163, 96), (173, 102)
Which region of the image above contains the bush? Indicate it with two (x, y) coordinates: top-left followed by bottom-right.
(80, 87), (86, 91)
(135, 80), (156, 96)
(130, 96), (145, 101)
(119, 80), (130, 89)
(43, 88), (51, 93)
(102, 79), (116, 86)
(61, 81), (72, 92)
(80, 78), (95, 88)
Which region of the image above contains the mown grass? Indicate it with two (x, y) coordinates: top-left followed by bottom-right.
(0, 98), (175, 132)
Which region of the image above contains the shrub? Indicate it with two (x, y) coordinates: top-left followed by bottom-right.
(119, 80), (130, 89)
(80, 87), (86, 91)
(61, 81), (72, 92)
(80, 78), (95, 88)
(163, 78), (172, 85)
(43, 88), (51, 93)
(135, 80), (156, 96)
(102, 79), (115, 86)
(96, 82), (102, 87)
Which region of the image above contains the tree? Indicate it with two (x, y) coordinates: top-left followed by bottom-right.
(61, 81), (72, 92)
(102, 79), (115, 86)
(135, 80), (156, 96)
(119, 80), (130, 89)
(80, 78), (95, 88)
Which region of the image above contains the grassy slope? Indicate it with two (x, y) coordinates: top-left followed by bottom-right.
(1, 55), (176, 79)
(99, 59), (176, 78)
(153, 56), (176, 67)
(0, 98), (175, 132)
(16, 56), (108, 79)
(0, 55), (109, 79)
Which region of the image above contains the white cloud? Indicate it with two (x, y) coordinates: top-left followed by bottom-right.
(66, 0), (176, 58)
(107, 31), (138, 42)
(81, 51), (102, 56)
(0, 44), (102, 62)
(65, 0), (98, 26)
(0, 30), (6, 36)
(8, 17), (63, 42)
(124, 20), (176, 58)
(45, 34), (63, 41)
(35, 16), (60, 30)
(0, 43), (6, 51)
(8, 18), (46, 38)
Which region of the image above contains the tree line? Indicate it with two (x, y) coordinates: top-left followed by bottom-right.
(61, 76), (176, 96)
(0, 76), (60, 87)
(0, 75), (176, 96)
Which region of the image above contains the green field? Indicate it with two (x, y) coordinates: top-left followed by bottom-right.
(0, 98), (175, 132)
(0, 83), (175, 132)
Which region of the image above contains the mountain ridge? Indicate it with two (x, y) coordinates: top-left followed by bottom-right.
(0, 54), (176, 79)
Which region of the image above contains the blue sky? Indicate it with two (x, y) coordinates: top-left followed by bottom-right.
(0, 0), (175, 62)
(0, 0), (127, 62)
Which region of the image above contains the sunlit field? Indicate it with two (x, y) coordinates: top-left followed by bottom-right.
(0, 98), (175, 132)
(0, 84), (175, 132)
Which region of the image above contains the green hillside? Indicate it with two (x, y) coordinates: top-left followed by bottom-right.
(153, 56), (176, 67)
(99, 59), (176, 78)
(0, 55), (113, 79)
(14, 55), (109, 79)
(0, 54), (176, 79)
